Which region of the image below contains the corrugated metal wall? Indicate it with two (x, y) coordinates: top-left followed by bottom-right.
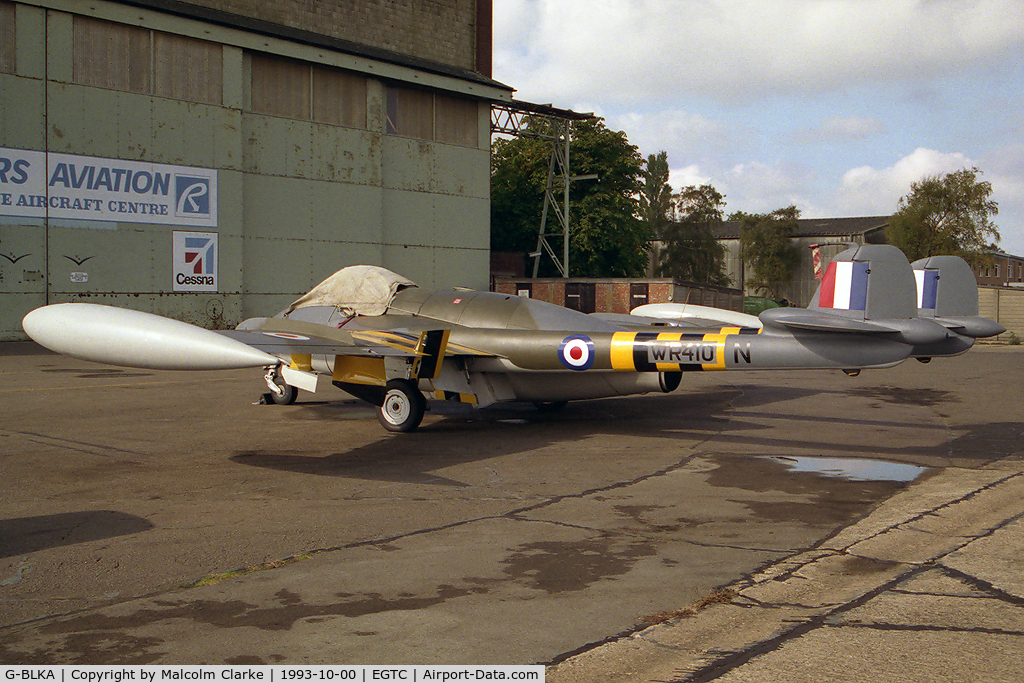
(0, 0), (501, 339)
(979, 287), (1024, 343)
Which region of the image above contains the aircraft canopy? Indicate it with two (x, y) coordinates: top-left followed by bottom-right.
(286, 265), (417, 317)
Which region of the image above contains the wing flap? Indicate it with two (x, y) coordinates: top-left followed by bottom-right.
(221, 330), (413, 357)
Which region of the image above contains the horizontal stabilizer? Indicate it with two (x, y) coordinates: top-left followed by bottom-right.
(932, 316), (1006, 339)
(23, 303), (279, 370)
(760, 308), (899, 334)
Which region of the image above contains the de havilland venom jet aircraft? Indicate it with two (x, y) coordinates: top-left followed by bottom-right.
(23, 245), (1004, 432)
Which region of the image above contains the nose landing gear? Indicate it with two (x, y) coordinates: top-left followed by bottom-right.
(262, 365), (298, 405)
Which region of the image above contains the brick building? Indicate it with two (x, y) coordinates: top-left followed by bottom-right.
(974, 250), (1024, 287)
(493, 277), (744, 314)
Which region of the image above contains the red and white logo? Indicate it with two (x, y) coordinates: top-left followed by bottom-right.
(172, 230), (218, 292)
(559, 335), (595, 370)
(261, 332), (310, 341)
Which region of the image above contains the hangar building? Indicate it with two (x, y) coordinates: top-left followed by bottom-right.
(0, 0), (510, 338)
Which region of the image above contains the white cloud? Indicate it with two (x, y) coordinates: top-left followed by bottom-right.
(836, 148), (976, 214)
(727, 160), (816, 209)
(494, 0), (1024, 105)
(491, 1), (1024, 257)
(670, 164), (712, 190)
(831, 147), (1024, 253)
(607, 110), (726, 155)
(667, 159), (820, 215)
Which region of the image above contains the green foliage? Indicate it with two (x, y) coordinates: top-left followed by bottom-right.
(640, 151), (672, 241)
(490, 118), (650, 277)
(658, 185), (731, 287)
(887, 167), (1000, 262)
(490, 131), (551, 256)
(737, 206), (802, 299)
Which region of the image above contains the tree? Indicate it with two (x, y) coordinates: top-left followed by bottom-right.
(490, 129), (551, 257)
(736, 206), (802, 299)
(490, 118), (650, 277)
(887, 167), (1000, 262)
(639, 151), (672, 241)
(657, 184), (731, 287)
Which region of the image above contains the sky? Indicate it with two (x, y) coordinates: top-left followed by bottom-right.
(492, 0), (1024, 255)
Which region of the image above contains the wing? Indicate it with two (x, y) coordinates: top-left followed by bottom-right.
(21, 303), (485, 372)
(231, 314), (493, 359)
(226, 317), (416, 358)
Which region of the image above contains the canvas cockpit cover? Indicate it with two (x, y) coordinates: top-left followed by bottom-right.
(285, 265), (417, 317)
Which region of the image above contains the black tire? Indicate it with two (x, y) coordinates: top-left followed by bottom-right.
(377, 379), (426, 432)
(269, 377), (298, 405)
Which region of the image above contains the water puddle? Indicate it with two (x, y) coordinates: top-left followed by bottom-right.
(766, 455), (926, 482)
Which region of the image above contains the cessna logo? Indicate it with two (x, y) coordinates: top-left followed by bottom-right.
(180, 235), (215, 284)
(172, 231), (218, 292)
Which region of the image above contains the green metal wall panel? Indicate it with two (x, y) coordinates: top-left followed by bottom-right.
(0, 0), (494, 340)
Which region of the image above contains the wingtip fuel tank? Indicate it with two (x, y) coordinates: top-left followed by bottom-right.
(23, 303), (279, 370)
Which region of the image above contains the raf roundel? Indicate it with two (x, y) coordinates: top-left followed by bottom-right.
(261, 332), (310, 341)
(559, 334), (595, 370)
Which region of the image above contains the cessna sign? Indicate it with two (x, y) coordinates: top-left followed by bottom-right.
(0, 147), (217, 227)
(173, 231), (219, 292)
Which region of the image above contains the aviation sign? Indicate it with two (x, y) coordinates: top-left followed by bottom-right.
(0, 147), (217, 228)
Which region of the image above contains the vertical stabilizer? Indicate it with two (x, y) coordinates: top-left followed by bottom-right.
(810, 245), (917, 321)
(911, 256), (1004, 338)
(911, 256), (978, 317)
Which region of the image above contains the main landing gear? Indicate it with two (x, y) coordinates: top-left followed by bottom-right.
(377, 379), (426, 433)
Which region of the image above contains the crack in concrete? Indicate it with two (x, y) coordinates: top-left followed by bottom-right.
(609, 470), (1024, 682)
(937, 565), (1024, 608)
(1, 450), (711, 634)
(834, 622), (1024, 636)
(513, 514), (797, 556)
(667, 564), (929, 683)
(735, 595), (838, 611)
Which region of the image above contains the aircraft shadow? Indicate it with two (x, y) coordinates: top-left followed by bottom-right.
(0, 511), (154, 558)
(231, 405), (634, 487)
(229, 382), (1021, 484)
(229, 387), (808, 485)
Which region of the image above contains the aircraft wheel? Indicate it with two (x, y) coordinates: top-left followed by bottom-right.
(378, 379), (426, 432)
(269, 377), (298, 405)
(533, 400), (568, 413)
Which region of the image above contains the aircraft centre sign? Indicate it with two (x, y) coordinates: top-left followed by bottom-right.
(0, 147), (217, 228)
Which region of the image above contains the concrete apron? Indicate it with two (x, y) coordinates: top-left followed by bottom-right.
(549, 460), (1024, 683)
